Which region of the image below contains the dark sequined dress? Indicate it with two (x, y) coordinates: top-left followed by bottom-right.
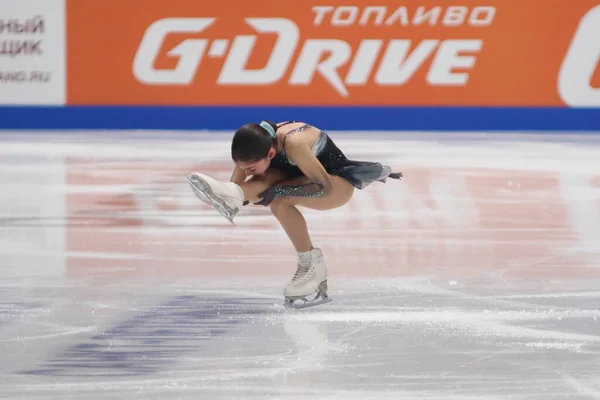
(269, 122), (401, 190)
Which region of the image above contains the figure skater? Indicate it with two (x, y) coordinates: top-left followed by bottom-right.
(187, 121), (401, 308)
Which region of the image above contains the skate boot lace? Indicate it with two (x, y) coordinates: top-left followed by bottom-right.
(291, 263), (311, 283)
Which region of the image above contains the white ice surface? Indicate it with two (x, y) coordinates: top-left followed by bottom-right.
(0, 131), (599, 399)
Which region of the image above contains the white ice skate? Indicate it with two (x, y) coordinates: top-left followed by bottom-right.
(284, 248), (332, 309)
(186, 172), (244, 223)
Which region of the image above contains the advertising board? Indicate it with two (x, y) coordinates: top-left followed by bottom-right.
(66, 1), (600, 107)
(0, 0), (65, 105)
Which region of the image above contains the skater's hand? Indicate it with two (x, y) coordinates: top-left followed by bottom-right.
(256, 187), (276, 206)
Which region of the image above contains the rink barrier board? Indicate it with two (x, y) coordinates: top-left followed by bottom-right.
(1, 106), (600, 132)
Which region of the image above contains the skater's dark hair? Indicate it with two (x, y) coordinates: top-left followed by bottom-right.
(231, 120), (278, 162)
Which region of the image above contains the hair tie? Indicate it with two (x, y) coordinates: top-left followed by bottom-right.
(259, 121), (276, 138)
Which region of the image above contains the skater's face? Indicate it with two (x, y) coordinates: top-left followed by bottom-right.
(236, 147), (276, 176)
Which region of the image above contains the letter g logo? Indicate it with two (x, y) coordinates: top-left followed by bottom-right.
(133, 18), (216, 85)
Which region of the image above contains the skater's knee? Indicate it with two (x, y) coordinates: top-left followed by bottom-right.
(269, 197), (294, 213)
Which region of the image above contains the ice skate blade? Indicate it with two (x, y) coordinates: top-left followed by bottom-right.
(284, 281), (331, 309)
(284, 296), (332, 310)
(187, 174), (237, 224)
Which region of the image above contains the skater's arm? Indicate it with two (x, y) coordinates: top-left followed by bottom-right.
(257, 176), (330, 205)
(255, 137), (333, 206)
(285, 140), (333, 197)
(257, 140), (332, 204)
(230, 165), (246, 185)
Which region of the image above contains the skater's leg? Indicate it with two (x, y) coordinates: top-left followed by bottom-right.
(269, 175), (354, 252)
(270, 203), (312, 252)
(240, 169), (288, 204)
(269, 175), (353, 307)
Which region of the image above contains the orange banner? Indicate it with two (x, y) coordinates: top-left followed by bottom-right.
(66, 0), (600, 106)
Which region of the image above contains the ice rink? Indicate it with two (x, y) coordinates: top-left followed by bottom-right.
(1, 131), (600, 399)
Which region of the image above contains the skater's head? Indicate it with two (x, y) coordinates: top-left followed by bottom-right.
(231, 120), (278, 176)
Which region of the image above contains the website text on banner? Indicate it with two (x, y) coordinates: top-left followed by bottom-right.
(0, 0), (66, 105)
(66, 0), (600, 107)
